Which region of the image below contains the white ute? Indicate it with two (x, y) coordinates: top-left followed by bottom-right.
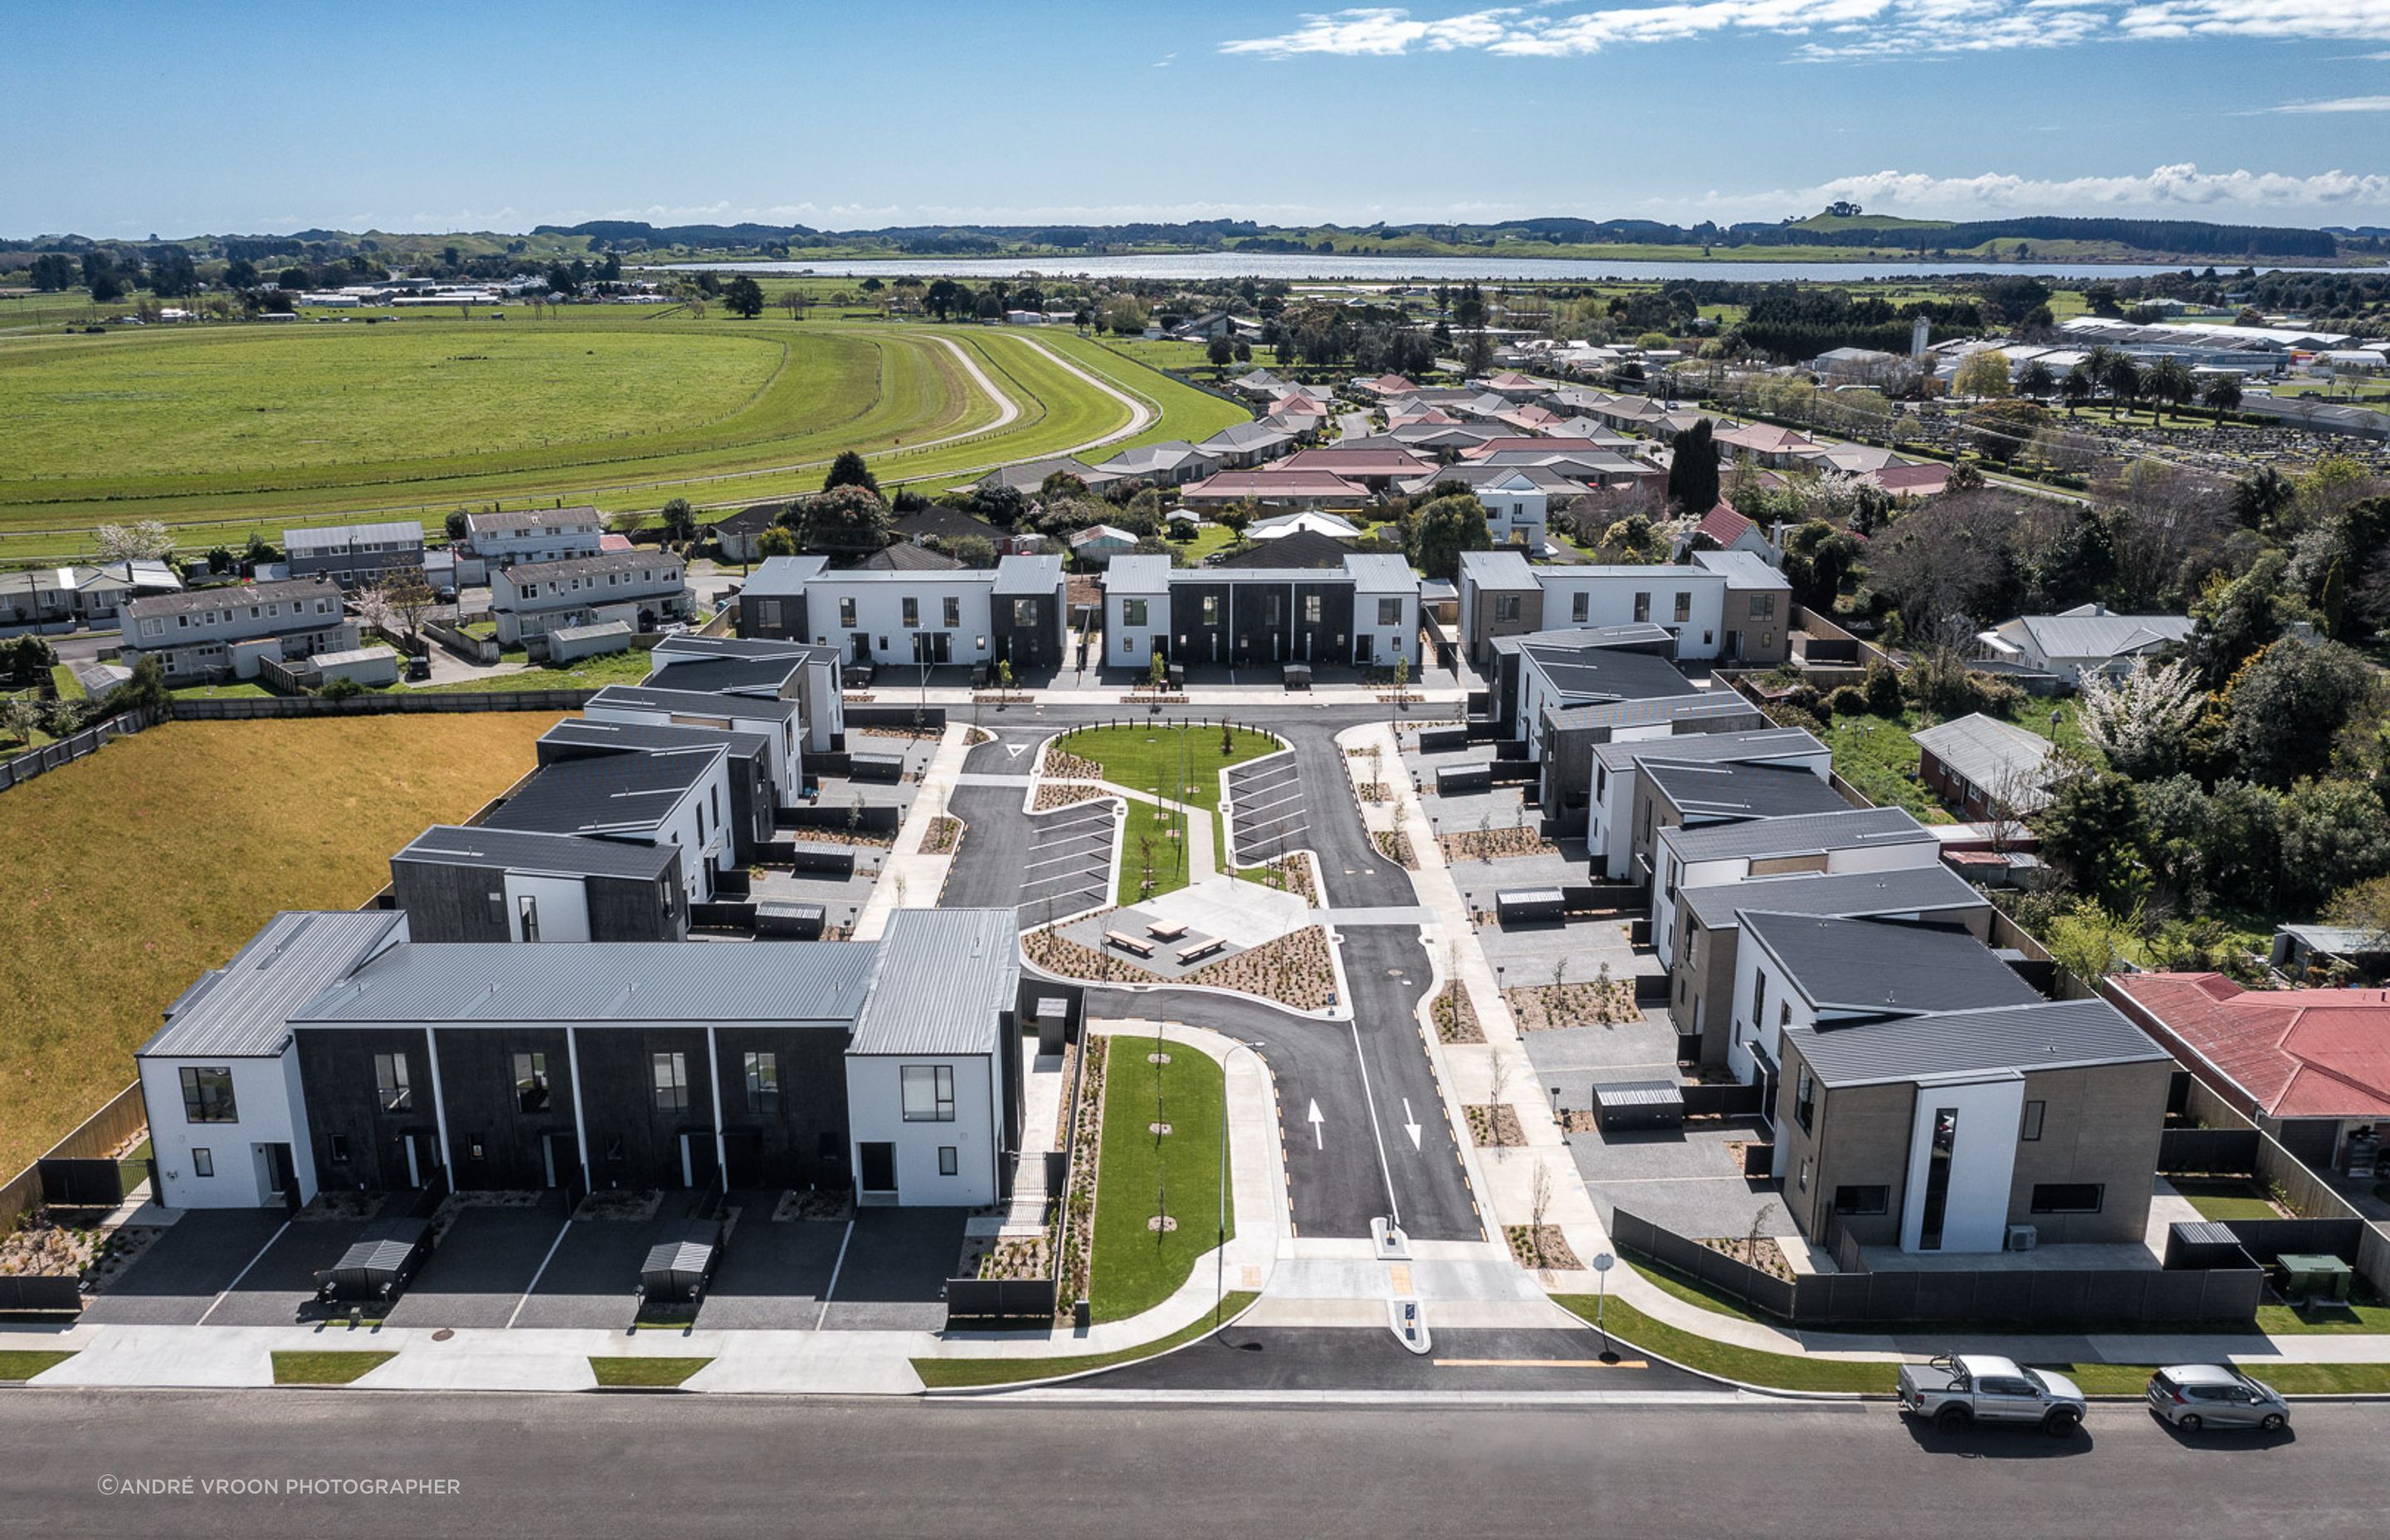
(1898, 1353), (2088, 1436)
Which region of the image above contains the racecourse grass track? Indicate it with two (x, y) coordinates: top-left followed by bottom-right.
(0, 310), (1246, 563)
(0, 714), (556, 1177)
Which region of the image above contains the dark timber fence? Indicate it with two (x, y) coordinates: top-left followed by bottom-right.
(0, 705), (163, 794)
(170, 690), (597, 719)
(2, 1080), (149, 1279)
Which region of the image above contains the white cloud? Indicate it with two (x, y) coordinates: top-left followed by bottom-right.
(2268, 94), (2390, 112)
(1675, 163), (2390, 221)
(1221, 0), (2390, 58)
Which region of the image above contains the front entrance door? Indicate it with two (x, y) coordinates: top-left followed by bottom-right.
(679, 1130), (719, 1190)
(1356, 634), (1372, 663)
(265, 1143), (300, 1211)
(858, 1141), (896, 1194)
(851, 633), (871, 664)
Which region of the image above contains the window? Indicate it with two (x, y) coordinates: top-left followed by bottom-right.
(1750, 593), (1777, 618)
(1123, 598), (1149, 627)
(191, 1148), (214, 1179)
(901, 597), (919, 628)
(329, 1135), (351, 1165)
(1201, 594), (1220, 625)
(1797, 1157), (1810, 1191)
(374, 1054), (412, 1113)
(745, 1051), (780, 1115)
(2021, 1100), (2046, 1142)
(1303, 593), (1322, 624)
(1632, 592), (1651, 622)
(514, 1052), (549, 1113)
(2030, 1183), (2105, 1214)
(1833, 1185), (1890, 1216)
(758, 599), (783, 628)
(1495, 594), (1521, 622)
(938, 1146), (959, 1177)
(1793, 1069), (1815, 1133)
(1674, 591), (1692, 623)
(943, 596), (961, 628)
(652, 1051), (690, 1114)
(180, 1066), (237, 1123)
(1012, 598), (1037, 627)
(517, 894), (539, 943)
(1377, 597), (1401, 626)
(1749, 972), (1767, 1033)
(839, 597), (857, 628)
(901, 1064), (956, 1122)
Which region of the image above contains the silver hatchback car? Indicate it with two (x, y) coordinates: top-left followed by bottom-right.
(2146, 1365), (2290, 1432)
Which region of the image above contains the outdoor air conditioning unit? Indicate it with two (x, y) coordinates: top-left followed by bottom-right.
(2005, 1225), (2039, 1252)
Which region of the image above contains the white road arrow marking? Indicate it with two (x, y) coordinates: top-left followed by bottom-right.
(1402, 1099), (1422, 1152)
(1307, 1099), (1325, 1149)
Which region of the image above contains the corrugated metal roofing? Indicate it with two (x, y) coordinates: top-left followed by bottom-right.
(1787, 997), (2169, 1089)
(1545, 694), (1763, 733)
(1342, 553), (1419, 593)
(139, 911), (406, 1059)
(283, 521), (423, 552)
(1100, 555), (1173, 597)
(2012, 607), (2195, 663)
(295, 941), (879, 1025)
(1682, 864), (1988, 929)
(992, 554), (1066, 596)
(586, 685), (802, 725)
(393, 825), (679, 881)
(1690, 549), (1792, 591)
(1661, 805), (1932, 862)
(480, 748), (721, 838)
(1646, 760), (1849, 822)
(1742, 911), (2042, 1017)
(1593, 725), (1825, 771)
(1458, 550), (1539, 589)
(739, 555), (831, 597)
(1522, 646), (1700, 704)
(642, 656), (800, 695)
(539, 718), (772, 763)
(847, 909), (1019, 1056)
(1910, 713), (2057, 810)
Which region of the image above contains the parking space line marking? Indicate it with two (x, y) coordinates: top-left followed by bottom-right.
(505, 1216), (578, 1328)
(194, 1218), (292, 1326)
(815, 1216), (856, 1332)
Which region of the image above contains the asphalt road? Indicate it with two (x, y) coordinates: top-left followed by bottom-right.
(7, 1391), (2383, 1539)
(1080, 1325), (1710, 1392)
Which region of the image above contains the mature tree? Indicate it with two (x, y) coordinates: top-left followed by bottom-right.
(721, 275), (765, 319)
(2219, 637), (2378, 787)
(1665, 419), (1720, 513)
(967, 483), (1028, 527)
(1863, 493), (2015, 646)
(1, 694), (42, 750)
(659, 497), (698, 543)
(797, 484), (891, 554)
(2100, 353), (2141, 418)
(2188, 548), (2289, 685)
(1406, 492), (1492, 582)
(2016, 359), (2056, 402)
(932, 534), (997, 568)
(1961, 398), (2047, 463)
(95, 520), (175, 562)
(2144, 357), (2195, 423)
(1951, 349), (2013, 400)
(2230, 465), (2293, 532)
(1206, 334), (1235, 370)
(2077, 657), (2202, 779)
(2280, 777), (2390, 909)
(443, 509), (470, 542)
(822, 450), (879, 495)
(2033, 770), (2146, 902)
(2202, 374), (2243, 422)
(756, 526), (798, 559)
(2059, 367), (2094, 414)
(27, 253), (76, 291)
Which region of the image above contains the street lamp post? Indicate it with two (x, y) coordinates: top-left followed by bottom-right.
(1217, 1038), (1264, 1338)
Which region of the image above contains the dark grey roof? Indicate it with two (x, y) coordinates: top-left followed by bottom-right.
(1683, 863), (1988, 929)
(892, 505), (1003, 542)
(393, 825), (679, 882)
(468, 506), (601, 535)
(1493, 622), (1675, 656)
(848, 542), (963, 572)
(139, 911), (406, 1059)
(1787, 997), (2170, 1089)
(480, 747), (722, 838)
(126, 578), (343, 621)
(642, 656), (801, 695)
(650, 635), (838, 668)
(1743, 912), (2043, 1017)
(1521, 646), (1699, 704)
(539, 718), (772, 765)
(294, 941), (879, 1026)
(586, 685), (802, 726)
(848, 909), (1018, 1055)
(1545, 694), (1763, 734)
(1594, 725), (1826, 772)
(1661, 805), (1932, 862)
(1217, 529), (1351, 569)
(1646, 761), (1850, 823)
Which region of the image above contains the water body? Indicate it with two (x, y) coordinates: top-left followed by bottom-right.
(661, 253), (2331, 285)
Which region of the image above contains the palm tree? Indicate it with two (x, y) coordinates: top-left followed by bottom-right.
(2202, 373), (2243, 424)
(2017, 359), (2056, 402)
(2101, 353), (2141, 420)
(2144, 357), (2193, 424)
(2060, 367), (2093, 415)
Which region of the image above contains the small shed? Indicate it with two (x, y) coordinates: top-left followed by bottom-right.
(639, 1220), (724, 1304)
(2163, 1220), (2249, 1272)
(548, 619), (637, 664)
(1417, 725), (1470, 755)
(787, 844), (857, 880)
(1436, 762), (1492, 797)
(755, 900), (827, 939)
(1591, 1080), (1685, 1133)
(312, 647), (400, 689)
(1283, 662), (1311, 691)
(318, 1216), (433, 1304)
(1495, 887), (1566, 927)
(848, 753), (905, 784)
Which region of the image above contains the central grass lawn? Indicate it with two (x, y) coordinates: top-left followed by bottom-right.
(0, 1350), (76, 1381)
(913, 1291), (1259, 1389)
(1056, 724), (1280, 906)
(271, 1351), (395, 1385)
(0, 714), (556, 1176)
(588, 1356), (712, 1387)
(1088, 1039), (1232, 1324)
(1554, 1294), (1898, 1393)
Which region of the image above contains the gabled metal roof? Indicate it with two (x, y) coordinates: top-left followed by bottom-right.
(393, 825), (679, 882)
(1682, 863), (1988, 930)
(1742, 911), (2042, 1018)
(139, 911), (407, 1059)
(1593, 724), (1826, 772)
(1787, 997), (2169, 1089)
(847, 909), (1019, 1056)
(479, 748), (722, 839)
(1645, 760), (1849, 823)
(294, 941), (880, 1026)
(1660, 805), (1932, 863)
(586, 685), (802, 726)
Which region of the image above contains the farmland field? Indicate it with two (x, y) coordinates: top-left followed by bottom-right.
(0, 313), (1245, 564)
(0, 714), (557, 1177)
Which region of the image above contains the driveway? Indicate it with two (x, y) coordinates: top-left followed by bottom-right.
(695, 1196), (847, 1330)
(79, 1210), (290, 1326)
(203, 1217), (370, 1327)
(509, 1211), (685, 1329)
(817, 1208), (968, 1331)
(383, 1195), (571, 1329)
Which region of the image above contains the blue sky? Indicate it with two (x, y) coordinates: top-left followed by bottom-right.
(4, 0), (2387, 236)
